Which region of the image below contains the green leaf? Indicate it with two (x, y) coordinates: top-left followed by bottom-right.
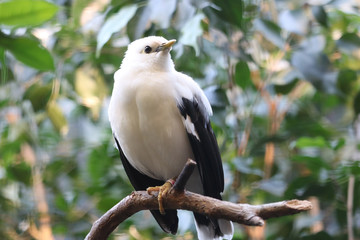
(0, 33), (54, 71)
(291, 155), (330, 173)
(295, 136), (328, 148)
(291, 50), (337, 93)
(331, 138), (345, 151)
(24, 83), (52, 111)
(311, 6), (328, 28)
(337, 162), (360, 180)
(53, 225), (67, 235)
(47, 101), (68, 135)
(274, 78), (299, 95)
(87, 145), (112, 184)
(97, 197), (118, 212)
(96, 4), (137, 57)
(54, 194), (69, 211)
(253, 19), (285, 48)
(284, 175), (317, 198)
(0, 46), (7, 84)
(354, 91), (360, 117)
(0, 0), (58, 27)
(285, 112), (334, 138)
(336, 32), (360, 55)
(6, 162), (32, 185)
(211, 0), (243, 29)
(180, 13), (205, 56)
(336, 69), (357, 95)
(301, 231), (333, 240)
(126, 6), (148, 41)
(235, 60), (252, 89)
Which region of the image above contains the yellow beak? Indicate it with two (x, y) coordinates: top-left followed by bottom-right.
(163, 39), (176, 49)
(156, 39), (176, 52)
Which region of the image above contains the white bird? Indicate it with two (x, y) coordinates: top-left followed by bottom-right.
(108, 36), (233, 240)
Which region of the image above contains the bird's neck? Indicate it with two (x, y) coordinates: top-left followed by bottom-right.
(121, 55), (175, 73)
(151, 57), (175, 72)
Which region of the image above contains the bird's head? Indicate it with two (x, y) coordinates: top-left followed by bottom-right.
(120, 36), (176, 72)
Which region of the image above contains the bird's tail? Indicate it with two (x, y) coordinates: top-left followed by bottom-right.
(194, 213), (234, 240)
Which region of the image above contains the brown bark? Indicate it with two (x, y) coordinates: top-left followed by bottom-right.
(85, 190), (311, 240)
(85, 160), (312, 240)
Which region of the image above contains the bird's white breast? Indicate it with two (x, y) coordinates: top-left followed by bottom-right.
(108, 70), (195, 181)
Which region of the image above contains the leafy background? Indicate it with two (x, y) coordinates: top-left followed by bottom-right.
(0, 0), (360, 239)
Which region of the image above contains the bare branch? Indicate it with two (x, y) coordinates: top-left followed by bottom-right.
(172, 159), (196, 191)
(85, 190), (312, 240)
(85, 159), (312, 239)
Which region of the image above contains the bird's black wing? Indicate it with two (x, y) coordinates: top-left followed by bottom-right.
(178, 97), (224, 198)
(178, 96), (225, 236)
(113, 136), (178, 235)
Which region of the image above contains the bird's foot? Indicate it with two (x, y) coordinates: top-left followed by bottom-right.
(147, 179), (176, 215)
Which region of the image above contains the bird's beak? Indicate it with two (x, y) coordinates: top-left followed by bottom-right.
(163, 39), (176, 49)
(156, 39), (176, 52)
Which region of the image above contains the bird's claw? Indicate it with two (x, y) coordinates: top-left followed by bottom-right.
(147, 179), (175, 215)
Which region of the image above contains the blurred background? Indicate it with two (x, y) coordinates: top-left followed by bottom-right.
(0, 0), (360, 239)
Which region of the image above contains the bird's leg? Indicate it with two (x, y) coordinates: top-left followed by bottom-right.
(147, 178), (177, 215)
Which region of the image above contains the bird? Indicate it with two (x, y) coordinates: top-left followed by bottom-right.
(108, 36), (233, 240)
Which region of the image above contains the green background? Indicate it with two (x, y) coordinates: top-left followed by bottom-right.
(0, 0), (360, 239)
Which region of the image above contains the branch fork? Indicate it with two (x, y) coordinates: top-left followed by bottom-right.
(85, 159), (312, 240)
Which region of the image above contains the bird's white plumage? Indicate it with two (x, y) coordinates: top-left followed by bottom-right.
(110, 70), (199, 181)
(109, 37), (211, 181)
(108, 36), (233, 240)
(196, 219), (234, 240)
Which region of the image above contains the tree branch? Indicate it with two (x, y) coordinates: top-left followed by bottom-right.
(172, 159), (196, 191)
(85, 160), (312, 239)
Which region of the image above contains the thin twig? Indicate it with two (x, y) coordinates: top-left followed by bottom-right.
(172, 159), (197, 191)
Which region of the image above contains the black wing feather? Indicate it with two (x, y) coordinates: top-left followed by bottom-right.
(178, 97), (225, 237)
(113, 136), (178, 235)
(178, 97), (224, 197)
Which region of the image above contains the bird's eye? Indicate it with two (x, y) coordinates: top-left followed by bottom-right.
(144, 46), (152, 54)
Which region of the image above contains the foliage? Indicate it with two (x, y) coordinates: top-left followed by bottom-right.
(0, 0), (359, 239)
